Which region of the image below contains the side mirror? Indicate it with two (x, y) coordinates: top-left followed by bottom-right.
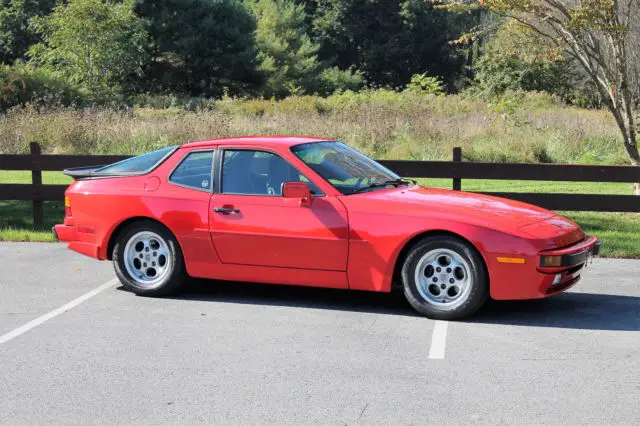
(282, 182), (312, 207)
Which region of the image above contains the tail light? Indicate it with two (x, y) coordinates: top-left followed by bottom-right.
(64, 196), (72, 217)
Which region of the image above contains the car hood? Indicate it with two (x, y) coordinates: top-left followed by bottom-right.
(360, 185), (553, 224)
(343, 185), (585, 248)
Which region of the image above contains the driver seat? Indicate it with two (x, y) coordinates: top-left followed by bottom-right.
(266, 155), (294, 196)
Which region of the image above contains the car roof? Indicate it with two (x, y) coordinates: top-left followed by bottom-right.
(181, 136), (333, 150)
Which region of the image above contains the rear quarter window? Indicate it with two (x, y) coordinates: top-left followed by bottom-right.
(169, 151), (214, 191)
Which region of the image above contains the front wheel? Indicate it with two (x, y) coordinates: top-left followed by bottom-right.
(113, 221), (186, 296)
(401, 236), (488, 320)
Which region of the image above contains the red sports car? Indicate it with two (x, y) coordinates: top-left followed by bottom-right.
(54, 137), (601, 320)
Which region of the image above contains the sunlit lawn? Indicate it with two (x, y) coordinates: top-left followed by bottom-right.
(0, 171), (71, 242)
(421, 178), (639, 258)
(0, 171), (638, 257)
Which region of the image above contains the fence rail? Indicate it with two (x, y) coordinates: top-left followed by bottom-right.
(1, 143), (639, 228)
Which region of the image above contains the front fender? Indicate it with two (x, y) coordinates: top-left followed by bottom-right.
(346, 211), (537, 295)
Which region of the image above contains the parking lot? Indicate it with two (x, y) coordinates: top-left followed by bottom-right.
(1, 242), (639, 425)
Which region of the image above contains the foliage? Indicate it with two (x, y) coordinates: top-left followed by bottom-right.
(0, 62), (86, 111)
(130, 93), (217, 111)
(406, 73), (445, 95)
(437, 0), (640, 192)
(1, 0), (632, 111)
(316, 66), (364, 96)
(249, 0), (364, 98)
(27, 0), (149, 98)
(0, 0), (55, 64)
(466, 23), (599, 107)
(311, 0), (478, 90)
(134, 0), (264, 98)
(250, 0), (320, 97)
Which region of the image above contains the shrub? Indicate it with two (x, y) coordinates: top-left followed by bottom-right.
(0, 62), (87, 111)
(130, 93), (217, 111)
(316, 67), (365, 96)
(0, 90), (623, 168)
(406, 73), (444, 95)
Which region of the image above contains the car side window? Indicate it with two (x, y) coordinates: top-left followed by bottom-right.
(169, 151), (214, 191)
(221, 150), (323, 196)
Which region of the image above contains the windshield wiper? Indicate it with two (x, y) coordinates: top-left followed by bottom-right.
(352, 178), (415, 194)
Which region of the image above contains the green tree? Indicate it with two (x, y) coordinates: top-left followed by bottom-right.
(0, 0), (56, 64)
(311, 0), (475, 90)
(252, 0), (320, 97)
(470, 26), (578, 100)
(250, 0), (320, 97)
(135, 0), (264, 97)
(439, 0), (640, 193)
(28, 0), (149, 98)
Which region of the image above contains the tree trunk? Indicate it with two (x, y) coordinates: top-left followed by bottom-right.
(617, 122), (640, 195)
(618, 112), (640, 195)
(610, 30), (640, 195)
(600, 93), (640, 195)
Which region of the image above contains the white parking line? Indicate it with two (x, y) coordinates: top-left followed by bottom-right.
(0, 278), (118, 345)
(428, 320), (448, 359)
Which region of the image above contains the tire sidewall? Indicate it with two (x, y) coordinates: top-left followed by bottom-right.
(402, 236), (488, 320)
(113, 221), (185, 296)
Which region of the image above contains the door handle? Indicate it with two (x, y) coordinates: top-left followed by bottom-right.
(214, 207), (241, 214)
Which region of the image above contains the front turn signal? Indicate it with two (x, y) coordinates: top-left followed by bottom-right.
(497, 256), (526, 264)
(540, 255), (562, 267)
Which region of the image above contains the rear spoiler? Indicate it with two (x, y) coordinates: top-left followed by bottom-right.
(63, 166), (141, 180)
(63, 166), (106, 180)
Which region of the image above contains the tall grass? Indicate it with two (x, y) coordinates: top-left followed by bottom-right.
(0, 90), (627, 164)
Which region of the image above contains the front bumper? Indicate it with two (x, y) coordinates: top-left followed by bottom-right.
(490, 236), (601, 300)
(538, 236), (601, 270)
(560, 238), (601, 265)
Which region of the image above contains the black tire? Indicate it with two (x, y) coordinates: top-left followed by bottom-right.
(112, 220), (186, 297)
(401, 235), (488, 320)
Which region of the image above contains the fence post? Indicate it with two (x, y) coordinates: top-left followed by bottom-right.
(452, 147), (462, 191)
(30, 142), (44, 229)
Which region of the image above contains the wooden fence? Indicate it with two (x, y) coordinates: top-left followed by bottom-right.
(1, 143), (639, 228)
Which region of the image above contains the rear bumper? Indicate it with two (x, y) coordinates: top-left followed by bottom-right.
(53, 224), (76, 242)
(53, 224), (101, 259)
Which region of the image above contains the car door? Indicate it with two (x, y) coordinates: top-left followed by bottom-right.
(209, 147), (349, 272)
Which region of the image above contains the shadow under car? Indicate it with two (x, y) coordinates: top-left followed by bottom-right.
(120, 279), (640, 331)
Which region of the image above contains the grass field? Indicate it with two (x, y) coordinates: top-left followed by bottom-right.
(1, 170), (637, 257)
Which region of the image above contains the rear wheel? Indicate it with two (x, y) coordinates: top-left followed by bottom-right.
(401, 235), (488, 320)
(113, 221), (186, 296)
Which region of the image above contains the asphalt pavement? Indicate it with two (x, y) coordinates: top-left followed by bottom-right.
(1, 242), (639, 425)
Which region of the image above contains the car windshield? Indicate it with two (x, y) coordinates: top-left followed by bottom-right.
(95, 146), (178, 174)
(290, 141), (404, 195)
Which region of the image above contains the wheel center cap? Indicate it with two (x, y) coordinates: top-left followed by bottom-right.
(440, 273), (448, 282)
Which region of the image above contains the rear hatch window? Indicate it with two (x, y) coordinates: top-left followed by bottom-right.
(95, 146), (178, 174)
